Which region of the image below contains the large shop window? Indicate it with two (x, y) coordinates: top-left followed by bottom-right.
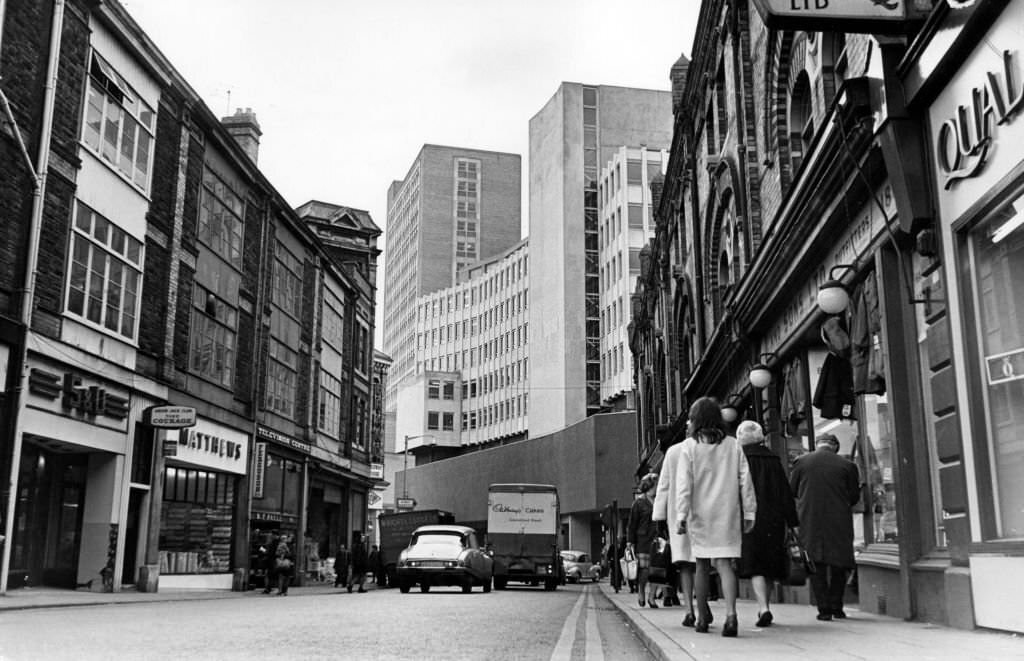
(82, 52), (154, 191)
(256, 454), (302, 518)
(966, 189), (1024, 540)
(66, 202), (143, 340)
(160, 466), (236, 574)
(792, 269), (899, 549)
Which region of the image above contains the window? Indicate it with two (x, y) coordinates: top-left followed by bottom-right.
(189, 284), (236, 387)
(199, 169), (245, 270)
(322, 295), (344, 349)
(966, 190), (1024, 540)
(627, 160), (643, 185)
(265, 338), (297, 416)
(427, 411), (440, 430)
(272, 240), (303, 318)
(428, 379), (441, 399)
(443, 412), (454, 431)
(443, 381), (455, 400)
(318, 369), (342, 436)
(789, 71), (814, 174)
(628, 204), (644, 228)
(82, 52), (155, 190)
(66, 202), (142, 340)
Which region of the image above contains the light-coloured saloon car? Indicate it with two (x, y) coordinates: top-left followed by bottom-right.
(560, 550), (601, 583)
(396, 524), (494, 593)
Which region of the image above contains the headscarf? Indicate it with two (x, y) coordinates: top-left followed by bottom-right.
(736, 420), (765, 446)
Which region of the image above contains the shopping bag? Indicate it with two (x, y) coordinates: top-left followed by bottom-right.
(648, 537), (670, 584)
(785, 528), (815, 586)
(620, 547), (638, 581)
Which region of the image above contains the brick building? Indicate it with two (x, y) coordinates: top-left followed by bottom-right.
(631, 0), (1024, 634)
(0, 0), (379, 594)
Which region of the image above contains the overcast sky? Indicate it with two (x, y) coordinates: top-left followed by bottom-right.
(122, 0), (700, 342)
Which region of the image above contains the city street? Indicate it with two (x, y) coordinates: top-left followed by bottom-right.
(0, 583), (652, 661)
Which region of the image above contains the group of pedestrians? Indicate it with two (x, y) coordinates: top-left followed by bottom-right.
(625, 396), (861, 638)
(257, 530), (381, 595)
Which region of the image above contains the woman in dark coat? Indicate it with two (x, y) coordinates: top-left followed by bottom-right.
(627, 474), (661, 608)
(736, 421), (799, 627)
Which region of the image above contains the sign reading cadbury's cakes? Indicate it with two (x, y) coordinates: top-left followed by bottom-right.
(487, 490), (557, 535)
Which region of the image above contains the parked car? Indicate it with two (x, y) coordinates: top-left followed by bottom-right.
(396, 524), (494, 593)
(560, 550), (601, 583)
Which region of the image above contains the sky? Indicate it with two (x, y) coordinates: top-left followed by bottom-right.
(122, 0), (701, 343)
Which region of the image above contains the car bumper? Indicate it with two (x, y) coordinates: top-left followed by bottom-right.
(397, 567), (476, 586)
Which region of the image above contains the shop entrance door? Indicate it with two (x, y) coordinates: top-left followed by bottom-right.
(12, 444), (88, 589)
(121, 488), (146, 585)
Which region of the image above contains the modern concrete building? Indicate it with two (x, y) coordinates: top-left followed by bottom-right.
(599, 146), (666, 404)
(528, 84), (672, 437)
(382, 145), (521, 454)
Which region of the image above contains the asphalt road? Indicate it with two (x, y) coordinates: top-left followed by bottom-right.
(0, 582), (653, 661)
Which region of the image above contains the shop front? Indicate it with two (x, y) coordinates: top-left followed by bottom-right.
(6, 355), (134, 590)
(249, 425), (307, 588)
(919, 0), (1024, 633)
(154, 416), (248, 590)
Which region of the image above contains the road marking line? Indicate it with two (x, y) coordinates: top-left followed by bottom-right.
(550, 587), (587, 660)
(584, 586), (605, 661)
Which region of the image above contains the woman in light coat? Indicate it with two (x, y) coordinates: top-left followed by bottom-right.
(675, 397), (757, 637)
(653, 434), (697, 626)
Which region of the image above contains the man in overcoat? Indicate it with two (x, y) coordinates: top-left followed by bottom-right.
(789, 433), (860, 621)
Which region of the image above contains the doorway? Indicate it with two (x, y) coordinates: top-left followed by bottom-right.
(11, 443), (88, 589)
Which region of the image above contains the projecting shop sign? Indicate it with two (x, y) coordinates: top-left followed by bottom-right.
(751, 0), (927, 32)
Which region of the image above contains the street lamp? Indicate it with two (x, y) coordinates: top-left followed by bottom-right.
(401, 434), (435, 501)
(748, 352), (777, 389)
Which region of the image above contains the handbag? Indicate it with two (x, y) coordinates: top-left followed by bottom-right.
(785, 528), (815, 586)
(275, 557), (294, 571)
(648, 537), (670, 584)
(620, 547), (638, 581)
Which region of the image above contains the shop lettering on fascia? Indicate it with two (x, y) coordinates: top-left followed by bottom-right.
(257, 424), (310, 453)
(931, 39), (1024, 222)
(27, 364), (129, 431)
(170, 422), (248, 475)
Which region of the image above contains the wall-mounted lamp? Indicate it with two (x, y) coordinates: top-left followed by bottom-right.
(817, 264), (855, 315)
(721, 394), (741, 423)
(748, 352), (777, 389)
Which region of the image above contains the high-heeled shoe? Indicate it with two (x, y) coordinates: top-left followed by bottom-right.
(647, 598), (659, 609)
(695, 618), (709, 633)
(682, 612), (696, 627)
(722, 614), (738, 638)
(699, 606), (714, 626)
(756, 610), (773, 627)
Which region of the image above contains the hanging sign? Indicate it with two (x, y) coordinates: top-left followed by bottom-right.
(253, 442), (267, 499)
(143, 405), (197, 429)
(751, 0), (927, 32)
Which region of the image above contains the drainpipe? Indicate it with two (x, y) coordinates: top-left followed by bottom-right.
(1, 0), (65, 595)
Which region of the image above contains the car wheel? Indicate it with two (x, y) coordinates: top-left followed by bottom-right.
(544, 578), (558, 591)
(420, 582), (430, 593)
(461, 576), (473, 594)
(494, 577), (507, 590)
(399, 582), (410, 594)
(482, 575), (492, 593)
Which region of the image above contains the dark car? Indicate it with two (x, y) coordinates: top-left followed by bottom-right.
(396, 524), (494, 593)
(560, 550), (601, 583)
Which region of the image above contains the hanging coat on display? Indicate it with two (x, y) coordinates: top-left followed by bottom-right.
(813, 352), (856, 420)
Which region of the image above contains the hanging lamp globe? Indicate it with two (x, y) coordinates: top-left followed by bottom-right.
(748, 363), (772, 389)
(721, 405), (738, 423)
(817, 279), (850, 315)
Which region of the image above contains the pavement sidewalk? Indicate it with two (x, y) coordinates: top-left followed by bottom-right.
(0, 580), (370, 612)
(597, 581), (1024, 661)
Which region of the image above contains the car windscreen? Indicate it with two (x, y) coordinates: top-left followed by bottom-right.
(412, 533), (465, 547)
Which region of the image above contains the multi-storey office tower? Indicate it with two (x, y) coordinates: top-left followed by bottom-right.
(599, 147), (666, 403)
(382, 146), (521, 448)
(528, 84), (671, 437)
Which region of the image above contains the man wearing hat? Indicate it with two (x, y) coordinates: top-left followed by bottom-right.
(789, 433), (860, 621)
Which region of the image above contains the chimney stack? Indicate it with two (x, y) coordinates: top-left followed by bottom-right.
(221, 107), (262, 164)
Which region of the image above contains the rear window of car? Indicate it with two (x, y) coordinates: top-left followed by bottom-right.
(413, 533), (465, 547)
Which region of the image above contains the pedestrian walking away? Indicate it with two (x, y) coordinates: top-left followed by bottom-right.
(674, 396), (756, 637)
(735, 420), (800, 627)
(627, 473), (661, 610)
(789, 432), (860, 621)
(334, 541), (352, 589)
(653, 431), (696, 626)
(274, 533), (296, 595)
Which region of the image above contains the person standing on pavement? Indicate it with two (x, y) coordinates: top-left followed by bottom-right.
(261, 530), (280, 594)
(627, 474), (661, 609)
(367, 544), (382, 584)
(653, 434), (696, 625)
(789, 432), (860, 621)
(736, 420), (800, 627)
(334, 540), (351, 589)
(349, 531), (368, 593)
(674, 397), (756, 637)
(274, 533), (296, 596)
